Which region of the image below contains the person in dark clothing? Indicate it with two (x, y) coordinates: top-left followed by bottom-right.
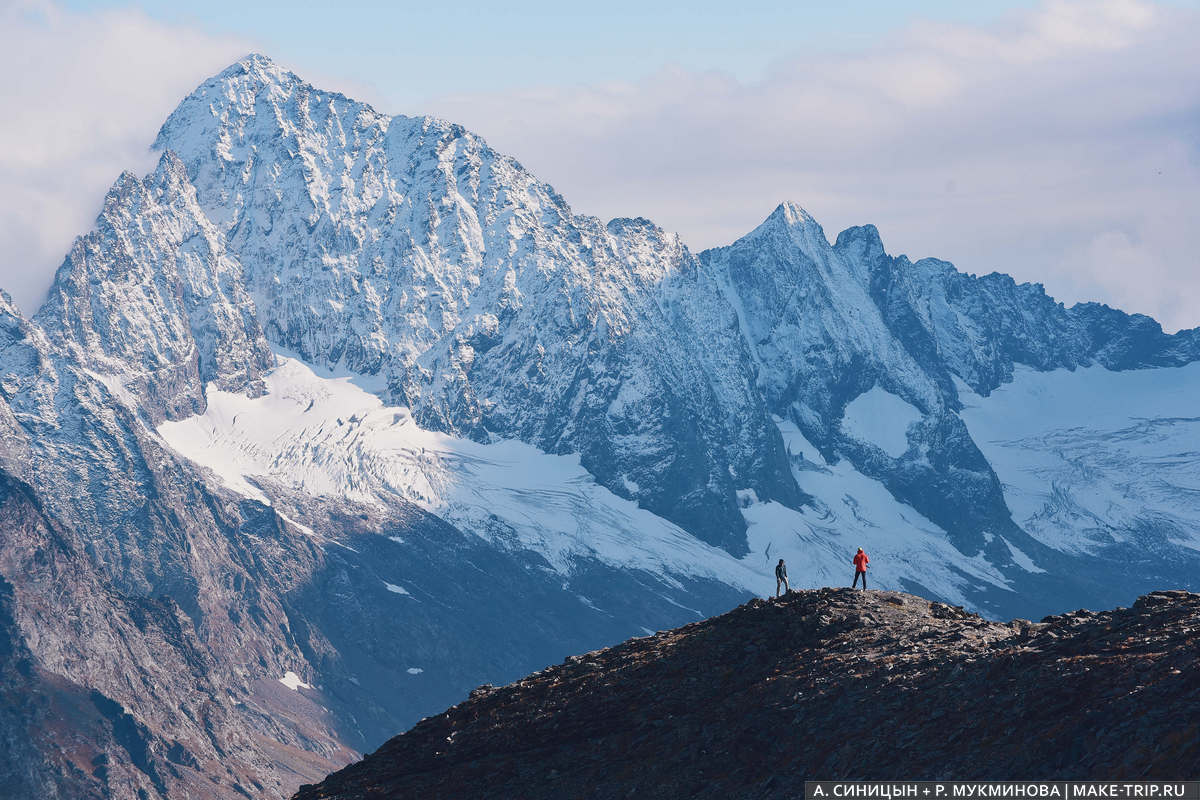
(852, 547), (869, 589)
(775, 558), (790, 597)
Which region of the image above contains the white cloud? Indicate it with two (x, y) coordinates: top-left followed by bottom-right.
(0, 0), (249, 314)
(421, 0), (1199, 332)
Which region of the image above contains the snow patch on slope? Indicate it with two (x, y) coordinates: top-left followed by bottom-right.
(841, 385), (923, 458)
(278, 671), (311, 691)
(958, 363), (1200, 555)
(1002, 537), (1046, 574)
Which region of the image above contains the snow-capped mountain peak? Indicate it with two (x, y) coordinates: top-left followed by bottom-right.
(769, 199), (823, 228)
(139, 59), (809, 551)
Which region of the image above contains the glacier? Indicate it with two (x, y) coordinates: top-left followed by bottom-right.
(157, 352), (765, 591)
(958, 362), (1200, 557)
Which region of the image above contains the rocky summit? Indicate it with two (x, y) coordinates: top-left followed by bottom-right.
(295, 589), (1200, 799)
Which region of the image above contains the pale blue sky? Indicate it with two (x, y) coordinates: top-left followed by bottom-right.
(58, 0), (1058, 105)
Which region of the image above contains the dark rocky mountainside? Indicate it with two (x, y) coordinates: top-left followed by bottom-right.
(296, 588), (1200, 799)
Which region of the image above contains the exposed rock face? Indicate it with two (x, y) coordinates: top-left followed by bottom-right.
(295, 589), (1200, 800)
(35, 152), (274, 424)
(0, 469), (353, 800)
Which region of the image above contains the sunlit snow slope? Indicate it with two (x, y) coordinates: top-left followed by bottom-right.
(159, 354), (762, 590)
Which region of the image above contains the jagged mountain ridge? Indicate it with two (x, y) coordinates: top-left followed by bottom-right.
(701, 204), (1199, 559)
(0, 52), (1198, 799)
(149, 55), (802, 552)
(293, 588), (1200, 799)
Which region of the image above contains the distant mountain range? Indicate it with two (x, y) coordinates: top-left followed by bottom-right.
(1, 54), (1197, 798)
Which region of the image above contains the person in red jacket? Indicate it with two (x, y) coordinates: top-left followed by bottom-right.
(852, 547), (869, 590)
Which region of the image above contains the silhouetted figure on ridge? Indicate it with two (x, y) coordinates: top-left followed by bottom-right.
(775, 558), (790, 597)
(852, 547), (869, 590)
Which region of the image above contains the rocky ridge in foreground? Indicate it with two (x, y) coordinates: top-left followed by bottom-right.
(296, 588), (1200, 799)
